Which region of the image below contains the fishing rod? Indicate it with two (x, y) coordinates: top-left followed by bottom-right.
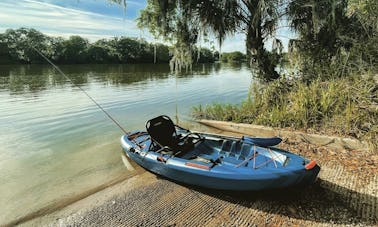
(31, 46), (129, 135)
(32, 46), (232, 225)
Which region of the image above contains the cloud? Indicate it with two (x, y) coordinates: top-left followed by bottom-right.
(221, 33), (246, 53)
(0, 0), (293, 51)
(0, 0), (150, 41)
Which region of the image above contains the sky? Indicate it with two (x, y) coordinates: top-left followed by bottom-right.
(0, 0), (293, 52)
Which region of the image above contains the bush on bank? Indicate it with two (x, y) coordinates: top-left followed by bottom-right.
(192, 75), (377, 150)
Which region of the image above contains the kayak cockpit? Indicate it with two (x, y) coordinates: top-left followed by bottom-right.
(125, 122), (289, 171)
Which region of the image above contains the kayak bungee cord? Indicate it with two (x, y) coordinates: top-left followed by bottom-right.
(30, 45), (129, 135)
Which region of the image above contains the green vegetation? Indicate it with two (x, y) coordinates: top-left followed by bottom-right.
(287, 0), (378, 80)
(134, 0), (378, 81)
(137, 0), (283, 80)
(221, 52), (246, 63)
(1, 2), (376, 148)
(193, 76), (377, 150)
(0, 28), (217, 64)
(190, 0), (377, 150)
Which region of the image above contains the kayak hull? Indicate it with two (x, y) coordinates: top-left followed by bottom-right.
(121, 132), (320, 191)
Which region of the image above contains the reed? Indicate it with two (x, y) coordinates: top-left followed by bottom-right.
(192, 75), (378, 151)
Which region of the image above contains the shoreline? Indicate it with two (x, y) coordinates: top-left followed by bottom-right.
(18, 124), (378, 226)
(198, 119), (370, 152)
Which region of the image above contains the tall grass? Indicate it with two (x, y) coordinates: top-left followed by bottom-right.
(192, 75), (378, 150)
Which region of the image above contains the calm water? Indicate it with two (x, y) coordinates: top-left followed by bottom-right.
(0, 63), (252, 224)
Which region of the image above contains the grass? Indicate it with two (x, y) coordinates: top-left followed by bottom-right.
(192, 75), (378, 151)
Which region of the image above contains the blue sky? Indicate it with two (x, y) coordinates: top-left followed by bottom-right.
(0, 0), (147, 41)
(0, 0), (293, 52)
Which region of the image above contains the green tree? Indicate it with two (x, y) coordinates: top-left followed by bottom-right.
(88, 39), (119, 63)
(138, 0), (283, 80)
(348, 0), (378, 31)
(154, 43), (170, 63)
(2, 28), (48, 63)
(61, 36), (89, 63)
(0, 33), (12, 63)
(0, 27), (216, 65)
(48, 37), (65, 63)
(195, 48), (217, 63)
(138, 1), (198, 71)
(287, 0), (377, 78)
(347, 0), (378, 70)
(114, 37), (142, 63)
(221, 51), (246, 63)
(137, 39), (154, 63)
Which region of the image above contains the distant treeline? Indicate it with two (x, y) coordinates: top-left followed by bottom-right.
(220, 51), (246, 63)
(0, 28), (218, 64)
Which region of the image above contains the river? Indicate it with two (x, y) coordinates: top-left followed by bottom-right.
(0, 63), (252, 224)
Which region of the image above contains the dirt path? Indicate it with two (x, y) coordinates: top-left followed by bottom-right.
(22, 130), (377, 226)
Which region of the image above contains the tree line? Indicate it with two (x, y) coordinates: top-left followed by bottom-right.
(220, 52), (247, 63)
(136, 0), (377, 81)
(0, 28), (218, 64)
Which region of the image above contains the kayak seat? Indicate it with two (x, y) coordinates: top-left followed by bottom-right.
(145, 115), (200, 154)
(146, 115), (178, 150)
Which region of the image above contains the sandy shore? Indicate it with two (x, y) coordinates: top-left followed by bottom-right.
(20, 129), (378, 226)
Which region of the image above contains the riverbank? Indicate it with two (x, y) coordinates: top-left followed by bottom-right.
(192, 75), (378, 151)
(20, 125), (377, 226)
(198, 119), (369, 151)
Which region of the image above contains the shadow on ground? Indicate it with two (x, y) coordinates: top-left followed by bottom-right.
(119, 153), (377, 226)
(33, 172), (377, 226)
(184, 178), (377, 225)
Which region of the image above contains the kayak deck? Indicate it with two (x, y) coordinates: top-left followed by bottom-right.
(178, 136), (289, 170)
(120, 115), (320, 191)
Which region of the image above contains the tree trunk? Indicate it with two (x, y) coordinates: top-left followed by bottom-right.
(246, 18), (280, 81)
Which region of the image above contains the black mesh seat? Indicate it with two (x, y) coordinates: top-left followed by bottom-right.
(146, 115), (201, 153)
(146, 115), (178, 149)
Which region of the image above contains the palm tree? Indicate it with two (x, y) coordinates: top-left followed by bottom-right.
(137, 0), (284, 81)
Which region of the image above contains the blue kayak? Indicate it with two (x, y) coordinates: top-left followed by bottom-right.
(121, 115), (320, 191)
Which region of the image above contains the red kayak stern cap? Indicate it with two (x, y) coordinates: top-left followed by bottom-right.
(305, 160), (317, 170)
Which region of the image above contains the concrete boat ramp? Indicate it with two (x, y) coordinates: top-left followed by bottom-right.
(22, 168), (377, 226)
(19, 123), (378, 226)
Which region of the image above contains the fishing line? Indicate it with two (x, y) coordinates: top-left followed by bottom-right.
(32, 45), (231, 225)
(31, 46), (129, 135)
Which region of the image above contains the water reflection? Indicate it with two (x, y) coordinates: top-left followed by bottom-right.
(0, 62), (252, 225)
(0, 65), (62, 94)
(0, 63), (244, 95)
